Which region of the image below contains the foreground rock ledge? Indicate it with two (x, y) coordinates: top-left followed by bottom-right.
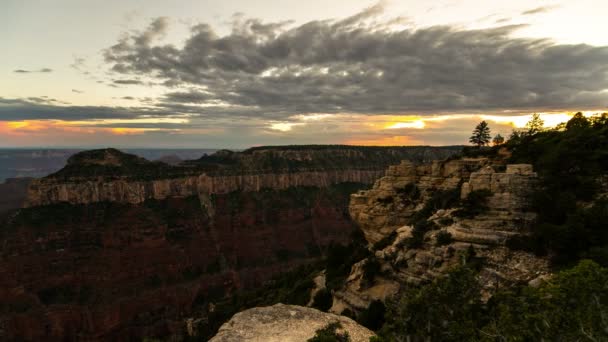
(209, 304), (374, 342)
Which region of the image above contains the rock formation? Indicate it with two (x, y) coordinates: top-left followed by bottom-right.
(333, 159), (549, 313)
(210, 304), (374, 342)
(349, 158), (487, 244)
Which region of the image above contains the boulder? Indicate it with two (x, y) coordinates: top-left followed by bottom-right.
(210, 304), (375, 342)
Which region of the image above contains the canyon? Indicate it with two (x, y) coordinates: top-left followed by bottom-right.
(0, 145), (460, 341)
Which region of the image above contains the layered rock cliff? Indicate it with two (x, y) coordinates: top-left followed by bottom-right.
(332, 158), (549, 313)
(26, 146), (461, 207)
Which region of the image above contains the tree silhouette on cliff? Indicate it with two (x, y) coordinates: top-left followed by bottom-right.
(469, 121), (491, 147)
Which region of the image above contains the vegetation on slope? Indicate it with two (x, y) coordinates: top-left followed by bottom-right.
(373, 259), (608, 342)
(505, 112), (608, 266)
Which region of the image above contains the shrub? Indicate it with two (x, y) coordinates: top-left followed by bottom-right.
(308, 322), (350, 342)
(505, 113), (608, 265)
(357, 300), (386, 331)
(376, 196), (393, 205)
(453, 189), (492, 218)
(435, 231), (453, 246)
(375, 260), (608, 341)
(312, 288), (333, 312)
(377, 266), (482, 342)
(409, 188), (461, 226)
(372, 231), (396, 251)
(363, 257), (382, 283)
(396, 183), (420, 202)
(325, 232), (370, 291)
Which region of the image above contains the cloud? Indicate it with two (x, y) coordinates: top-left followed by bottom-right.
(101, 3), (608, 120)
(3, 2), (608, 148)
(113, 79), (143, 85)
(522, 5), (560, 15)
(0, 97), (156, 121)
(13, 68), (53, 74)
(72, 89), (84, 94)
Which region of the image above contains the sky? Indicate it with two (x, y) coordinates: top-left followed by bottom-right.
(1, 0), (607, 148)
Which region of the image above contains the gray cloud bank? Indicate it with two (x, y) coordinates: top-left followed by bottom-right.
(100, 2), (608, 119)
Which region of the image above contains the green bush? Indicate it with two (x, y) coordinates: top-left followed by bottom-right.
(435, 231), (453, 246)
(374, 260), (608, 341)
(409, 188), (461, 226)
(505, 113), (608, 265)
(362, 257), (382, 283)
(312, 288), (333, 312)
(396, 183), (420, 203)
(308, 322), (350, 342)
(372, 231), (396, 251)
(378, 266), (482, 341)
(453, 189), (492, 218)
(357, 300), (386, 331)
(325, 231), (370, 291)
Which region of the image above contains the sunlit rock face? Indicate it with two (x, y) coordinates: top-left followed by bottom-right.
(349, 158), (488, 244)
(335, 158), (549, 313)
(209, 304), (374, 342)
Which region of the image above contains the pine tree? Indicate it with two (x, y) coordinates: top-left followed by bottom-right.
(469, 121), (491, 147)
(525, 113), (544, 135)
(492, 134), (504, 146)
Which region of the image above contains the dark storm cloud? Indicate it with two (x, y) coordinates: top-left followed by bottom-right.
(13, 68), (53, 73)
(101, 2), (608, 118)
(522, 5), (559, 15)
(163, 90), (215, 103)
(0, 97), (158, 121)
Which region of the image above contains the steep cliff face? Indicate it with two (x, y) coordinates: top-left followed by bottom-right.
(26, 170), (385, 207)
(333, 159), (549, 313)
(3, 146), (462, 341)
(26, 146), (461, 207)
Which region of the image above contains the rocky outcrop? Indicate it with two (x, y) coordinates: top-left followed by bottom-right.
(334, 159), (549, 312)
(210, 304), (374, 342)
(349, 158), (488, 244)
(452, 164), (539, 245)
